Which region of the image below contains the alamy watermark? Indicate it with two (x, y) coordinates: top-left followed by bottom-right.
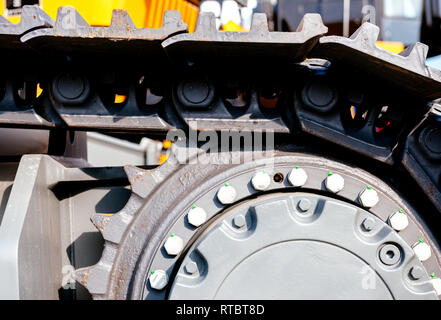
(165, 121), (275, 166)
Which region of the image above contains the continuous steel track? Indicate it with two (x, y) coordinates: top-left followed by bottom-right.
(1, 5), (441, 299)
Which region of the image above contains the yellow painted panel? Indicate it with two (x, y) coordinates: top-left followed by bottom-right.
(376, 41), (405, 54)
(1, 0), (199, 30)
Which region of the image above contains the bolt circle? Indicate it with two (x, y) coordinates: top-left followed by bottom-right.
(431, 278), (441, 296)
(379, 244), (402, 266)
(149, 269), (169, 290)
(251, 171), (271, 191)
(325, 173), (345, 193)
(164, 234), (185, 256)
(413, 241), (432, 262)
(217, 183), (237, 204)
(288, 167), (308, 187)
(389, 210), (409, 231)
(187, 206), (208, 227)
(359, 187), (379, 208)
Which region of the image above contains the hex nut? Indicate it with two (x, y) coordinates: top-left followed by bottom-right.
(362, 217), (376, 232)
(233, 215), (246, 228)
(149, 270), (169, 290)
(325, 173), (344, 193)
(389, 210), (409, 231)
(217, 183), (237, 204)
(431, 278), (441, 296)
(288, 167), (308, 187)
(251, 171), (271, 191)
(409, 266), (425, 280)
(359, 187), (379, 208)
(413, 241), (432, 262)
(187, 206), (207, 227)
(164, 234), (185, 256)
(298, 198), (312, 212)
(184, 262), (198, 275)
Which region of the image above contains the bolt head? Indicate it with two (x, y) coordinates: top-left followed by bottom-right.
(298, 198), (312, 212)
(149, 270), (169, 290)
(187, 206), (207, 227)
(251, 171), (271, 191)
(379, 244), (401, 266)
(389, 211), (409, 231)
(325, 173), (344, 193)
(362, 217), (376, 232)
(217, 183), (237, 204)
(431, 278), (441, 296)
(409, 266), (425, 280)
(233, 215), (246, 228)
(164, 234), (185, 256)
(288, 167), (308, 187)
(413, 241), (431, 262)
(184, 261), (198, 274)
(359, 187), (379, 208)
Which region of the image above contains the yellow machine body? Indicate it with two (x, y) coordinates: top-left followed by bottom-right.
(0, 0), (199, 32)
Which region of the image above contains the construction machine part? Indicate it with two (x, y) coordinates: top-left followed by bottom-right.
(0, 155), (133, 299)
(403, 113), (441, 212)
(22, 7), (188, 57)
(0, 0), (199, 32)
(70, 147), (441, 300)
(0, 8), (440, 300)
(170, 193), (431, 299)
(0, 5), (53, 48)
(162, 12), (328, 61)
(312, 22), (441, 101)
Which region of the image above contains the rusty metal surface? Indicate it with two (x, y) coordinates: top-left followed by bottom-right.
(0, 5), (53, 50)
(162, 12), (328, 61)
(22, 7), (187, 56)
(0, 5), (53, 36)
(312, 22), (441, 101)
(1, 8), (441, 300)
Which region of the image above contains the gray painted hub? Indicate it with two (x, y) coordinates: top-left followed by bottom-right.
(168, 193), (437, 300)
(140, 154), (441, 300)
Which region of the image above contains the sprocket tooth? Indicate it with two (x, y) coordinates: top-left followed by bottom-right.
(349, 22), (379, 45)
(91, 194), (144, 244)
(163, 13), (327, 62)
(315, 21), (441, 100)
(19, 5), (54, 29)
(91, 213), (113, 234)
(162, 10), (187, 31)
(0, 5), (53, 37)
(124, 166), (165, 199)
(250, 13), (269, 33)
(110, 9), (136, 29)
(73, 245), (117, 296)
(124, 151), (181, 199)
(399, 42), (429, 65)
(194, 12), (217, 35)
(55, 6), (89, 30)
(296, 13), (327, 34)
